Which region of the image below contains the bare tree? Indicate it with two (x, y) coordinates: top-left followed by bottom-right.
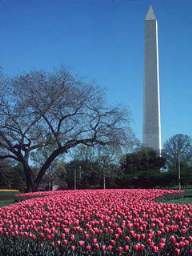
(0, 69), (134, 191)
(163, 134), (192, 189)
(163, 134), (192, 166)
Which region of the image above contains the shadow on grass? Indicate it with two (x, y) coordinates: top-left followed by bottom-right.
(0, 191), (20, 207)
(156, 189), (192, 204)
(0, 199), (15, 207)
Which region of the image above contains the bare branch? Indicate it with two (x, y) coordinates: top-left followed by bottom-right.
(0, 154), (18, 161)
(0, 68), (134, 191)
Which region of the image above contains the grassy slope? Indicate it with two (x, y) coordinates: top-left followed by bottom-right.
(0, 191), (19, 207)
(156, 189), (192, 204)
(0, 200), (15, 207)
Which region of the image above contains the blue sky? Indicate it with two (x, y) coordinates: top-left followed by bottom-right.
(0, 0), (192, 145)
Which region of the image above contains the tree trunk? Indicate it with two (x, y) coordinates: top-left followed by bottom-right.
(177, 156), (181, 190)
(35, 147), (66, 190)
(22, 161), (36, 192)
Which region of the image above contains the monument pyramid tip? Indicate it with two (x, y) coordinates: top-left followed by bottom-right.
(145, 5), (156, 20)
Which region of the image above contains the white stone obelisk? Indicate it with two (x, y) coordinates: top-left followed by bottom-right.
(143, 6), (161, 154)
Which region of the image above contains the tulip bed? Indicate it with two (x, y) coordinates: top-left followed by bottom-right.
(0, 189), (192, 255)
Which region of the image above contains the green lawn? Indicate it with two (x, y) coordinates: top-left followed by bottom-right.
(0, 190), (19, 207)
(156, 189), (192, 204)
(0, 199), (15, 207)
(166, 197), (192, 204)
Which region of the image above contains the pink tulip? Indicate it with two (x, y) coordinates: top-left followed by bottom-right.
(175, 248), (180, 255)
(71, 245), (76, 251)
(86, 245), (91, 251)
(124, 245), (129, 251)
(0, 189), (191, 255)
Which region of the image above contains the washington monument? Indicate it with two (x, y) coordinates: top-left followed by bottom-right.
(143, 6), (161, 154)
